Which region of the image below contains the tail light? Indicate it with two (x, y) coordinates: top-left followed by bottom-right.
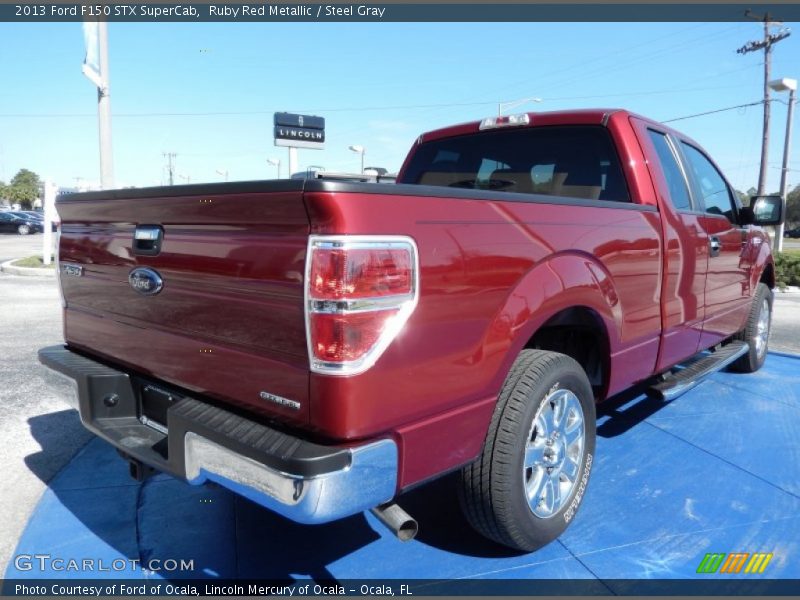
(305, 235), (419, 375)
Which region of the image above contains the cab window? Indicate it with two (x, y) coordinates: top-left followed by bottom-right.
(400, 126), (631, 203)
(680, 142), (737, 222)
(647, 130), (692, 211)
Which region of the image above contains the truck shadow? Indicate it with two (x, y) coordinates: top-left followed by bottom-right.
(596, 383), (669, 438)
(22, 408), (93, 484)
(396, 474), (521, 558)
(21, 411), (515, 583)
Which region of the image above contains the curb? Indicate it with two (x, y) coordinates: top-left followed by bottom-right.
(0, 259), (56, 278)
(776, 286), (800, 295)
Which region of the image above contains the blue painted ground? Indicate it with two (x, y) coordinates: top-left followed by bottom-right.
(7, 353), (800, 588)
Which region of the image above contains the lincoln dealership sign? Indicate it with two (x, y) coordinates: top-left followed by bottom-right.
(274, 112), (325, 149)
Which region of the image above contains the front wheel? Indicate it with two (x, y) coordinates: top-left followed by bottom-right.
(459, 350), (596, 552)
(17, 223), (31, 235)
(730, 282), (772, 373)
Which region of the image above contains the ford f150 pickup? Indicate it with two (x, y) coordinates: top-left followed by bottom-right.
(39, 109), (784, 551)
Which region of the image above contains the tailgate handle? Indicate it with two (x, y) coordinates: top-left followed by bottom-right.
(133, 225), (164, 256)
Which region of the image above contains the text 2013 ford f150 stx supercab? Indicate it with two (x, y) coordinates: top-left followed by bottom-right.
(40, 109), (784, 551)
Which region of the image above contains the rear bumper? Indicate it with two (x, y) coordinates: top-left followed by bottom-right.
(38, 345), (398, 524)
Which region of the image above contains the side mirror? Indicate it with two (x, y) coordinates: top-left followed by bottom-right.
(741, 195), (784, 226)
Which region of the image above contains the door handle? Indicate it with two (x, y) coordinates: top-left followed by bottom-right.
(709, 236), (721, 258)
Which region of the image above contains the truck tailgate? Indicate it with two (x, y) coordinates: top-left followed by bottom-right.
(56, 182), (311, 425)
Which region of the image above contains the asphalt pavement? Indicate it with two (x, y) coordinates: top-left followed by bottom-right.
(0, 273), (92, 574)
(0, 232), (52, 264)
(0, 234), (798, 575)
(783, 238), (800, 251)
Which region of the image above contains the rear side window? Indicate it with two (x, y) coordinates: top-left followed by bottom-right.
(400, 126), (631, 202)
(647, 130), (692, 211)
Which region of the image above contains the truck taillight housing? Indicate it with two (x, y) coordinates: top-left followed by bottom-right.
(305, 236), (419, 375)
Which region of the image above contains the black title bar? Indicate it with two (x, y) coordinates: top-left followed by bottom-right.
(5, 3), (800, 22)
(6, 578), (800, 596)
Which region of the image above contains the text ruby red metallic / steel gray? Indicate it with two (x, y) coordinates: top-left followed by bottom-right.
(56, 109), (773, 492)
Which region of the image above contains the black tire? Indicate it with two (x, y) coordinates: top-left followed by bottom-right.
(17, 223), (31, 235)
(459, 350), (596, 552)
(730, 282), (772, 373)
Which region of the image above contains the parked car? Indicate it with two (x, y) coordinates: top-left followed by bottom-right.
(0, 211), (44, 235)
(785, 227), (800, 238)
(13, 211), (57, 231)
(39, 109), (782, 551)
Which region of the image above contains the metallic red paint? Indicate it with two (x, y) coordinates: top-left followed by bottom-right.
(56, 110), (773, 492)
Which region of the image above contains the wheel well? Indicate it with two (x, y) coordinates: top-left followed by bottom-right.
(525, 307), (609, 400)
(760, 262), (775, 289)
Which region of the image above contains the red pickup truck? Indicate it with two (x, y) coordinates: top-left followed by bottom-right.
(40, 109), (783, 552)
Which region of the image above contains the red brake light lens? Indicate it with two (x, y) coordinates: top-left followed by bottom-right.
(310, 247), (413, 300)
(310, 309), (400, 363)
(306, 237), (418, 376)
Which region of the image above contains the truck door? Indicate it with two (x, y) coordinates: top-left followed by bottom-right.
(676, 141), (752, 348)
(633, 121), (708, 371)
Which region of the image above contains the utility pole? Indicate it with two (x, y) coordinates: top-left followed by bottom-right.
(163, 152), (176, 185)
(737, 10), (791, 195)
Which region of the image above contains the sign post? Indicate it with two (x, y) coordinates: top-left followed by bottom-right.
(274, 112), (325, 177)
(42, 181), (57, 265)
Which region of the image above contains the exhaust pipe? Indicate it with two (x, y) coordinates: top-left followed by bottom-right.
(370, 503), (418, 542)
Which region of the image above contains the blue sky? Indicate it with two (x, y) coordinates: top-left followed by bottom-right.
(0, 21), (798, 192)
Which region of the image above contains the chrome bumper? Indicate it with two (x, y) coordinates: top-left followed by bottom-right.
(38, 345), (398, 525)
(183, 433), (397, 524)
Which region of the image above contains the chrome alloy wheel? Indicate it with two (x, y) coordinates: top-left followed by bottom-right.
(754, 297), (770, 360)
(523, 388), (585, 518)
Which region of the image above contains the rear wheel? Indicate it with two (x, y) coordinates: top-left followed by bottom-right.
(17, 223), (31, 235)
(730, 282), (772, 373)
(459, 350), (596, 551)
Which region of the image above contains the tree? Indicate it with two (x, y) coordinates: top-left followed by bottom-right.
(6, 169), (41, 209)
(735, 189), (750, 205)
(0, 181), (7, 202)
(786, 183), (800, 227)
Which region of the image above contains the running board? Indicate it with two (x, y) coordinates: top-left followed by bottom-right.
(647, 341), (750, 401)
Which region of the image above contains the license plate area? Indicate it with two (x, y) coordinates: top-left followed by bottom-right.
(139, 383), (181, 434)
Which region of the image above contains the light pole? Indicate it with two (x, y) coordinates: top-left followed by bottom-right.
(267, 158), (281, 179)
(769, 77), (797, 253)
(348, 145), (365, 174)
(215, 168), (229, 182)
(82, 21), (114, 188)
(498, 96), (542, 116)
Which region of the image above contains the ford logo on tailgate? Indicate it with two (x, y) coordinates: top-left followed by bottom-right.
(128, 267), (163, 296)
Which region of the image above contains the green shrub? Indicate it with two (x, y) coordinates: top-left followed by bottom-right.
(775, 250), (800, 289)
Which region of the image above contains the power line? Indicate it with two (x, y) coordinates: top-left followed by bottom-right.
(0, 83), (764, 120)
(662, 100), (764, 123)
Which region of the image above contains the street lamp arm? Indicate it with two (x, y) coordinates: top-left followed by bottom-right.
(498, 96), (542, 116)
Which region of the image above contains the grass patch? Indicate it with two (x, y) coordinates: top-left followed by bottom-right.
(11, 255), (55, 269)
